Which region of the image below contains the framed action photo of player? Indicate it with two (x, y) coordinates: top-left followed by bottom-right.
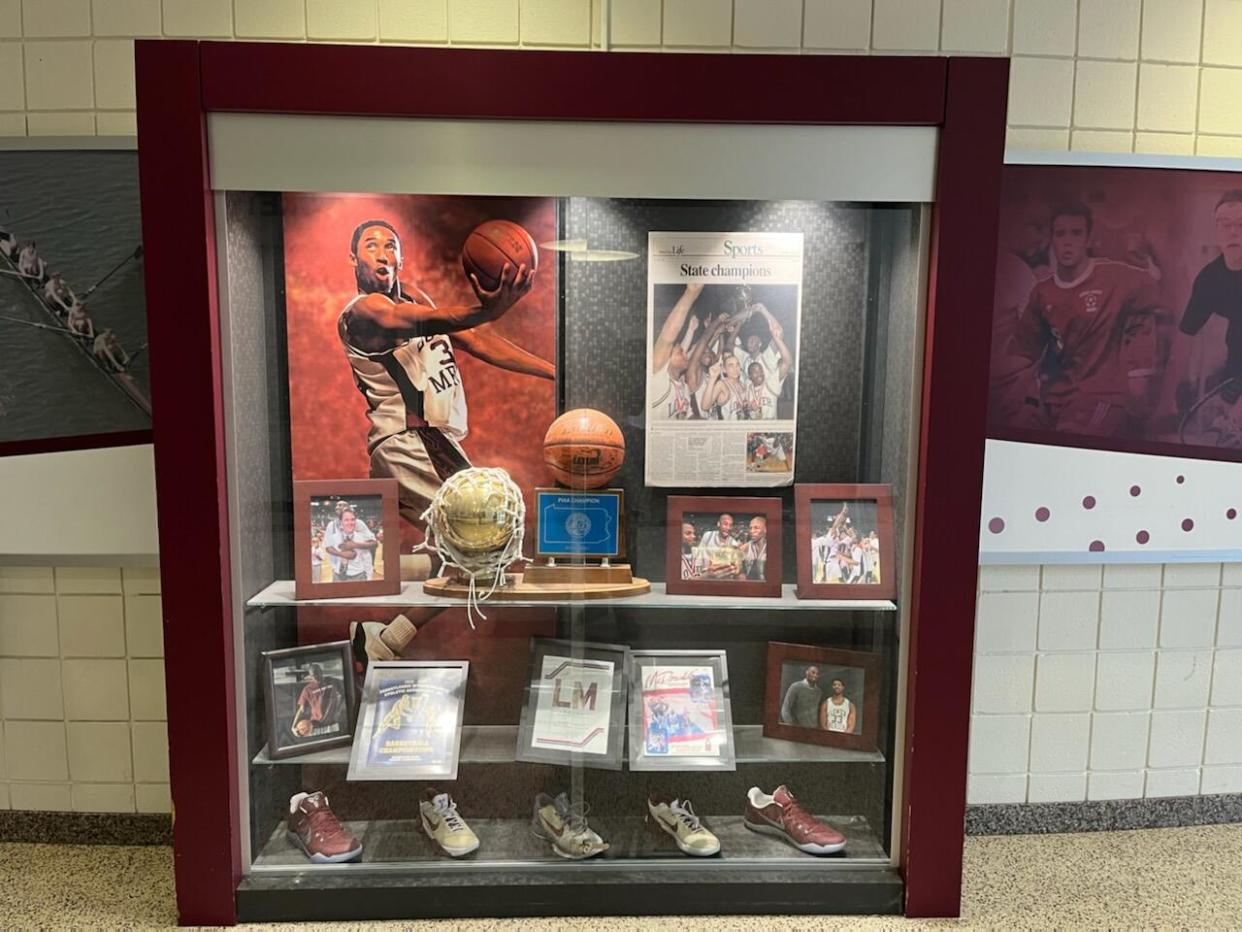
(262, 641), (356, 761)
(515, 638), (629, 770)
(293, 479), (401, 601)
(347, 660), (469, 782)
(794, 484), (896, 601)
(628, 650), (735, 771)
(665, 496), (783, 598)
(763, 642), (880, 753)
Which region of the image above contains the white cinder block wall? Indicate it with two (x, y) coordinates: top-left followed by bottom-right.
(1, 1), (1241, 812)
(0, 566), (169, 814)
(970, 564), (1242, 804)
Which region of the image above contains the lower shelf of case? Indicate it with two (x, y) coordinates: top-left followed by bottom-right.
(242, 815), (900, 919)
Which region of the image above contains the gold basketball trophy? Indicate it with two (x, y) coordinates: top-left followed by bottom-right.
(421, 411), (648, 613)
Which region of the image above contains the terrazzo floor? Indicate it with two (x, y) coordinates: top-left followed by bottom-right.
(1, 823), (1239, 929)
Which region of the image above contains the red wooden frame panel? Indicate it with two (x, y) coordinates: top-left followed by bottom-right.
(901, 56), (1009, 918)
(135, 41), (1007, 925)
(135, 41), (239, 927)
(200, 43), (948, 125)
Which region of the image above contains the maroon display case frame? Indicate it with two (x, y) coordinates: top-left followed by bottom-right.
(135, 41), (1007, 925)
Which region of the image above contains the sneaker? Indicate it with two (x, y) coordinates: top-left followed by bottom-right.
(647, 795), (720, 857)
(419, 788), (480, 857)
(743, 785), (846, 855)
(350, 613), (418, 674)
(287, 791), (362, 863)
(532, 792), (609, 860)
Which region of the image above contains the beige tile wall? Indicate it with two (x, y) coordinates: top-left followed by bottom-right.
(0, 1), (1239, 156)
(0, 565), (169, 814)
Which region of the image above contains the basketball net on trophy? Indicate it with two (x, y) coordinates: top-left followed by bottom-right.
(418, 467), (529, 628)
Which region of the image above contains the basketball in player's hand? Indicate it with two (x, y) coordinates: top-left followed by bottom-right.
(293, 719), (313, 737)
(543, 408), (625, 489)
(461, 220), (538, 292)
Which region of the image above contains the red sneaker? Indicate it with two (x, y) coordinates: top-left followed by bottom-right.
(287, 791), (363, 863)
(743, 785), (846, 855)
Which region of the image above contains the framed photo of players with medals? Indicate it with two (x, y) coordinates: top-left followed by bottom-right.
(763, 642), (881, 753)
(293, 478), (402, 601)
(794, 483), (897, 601)
(628, 650), (736, 772)
(515, 638), (629, 770)
(261, 641), (357, 761)
(347, 660), (469, 782)
(665, 496), (783, 598)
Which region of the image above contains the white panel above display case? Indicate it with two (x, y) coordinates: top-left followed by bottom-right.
(207, 114), (938, 202)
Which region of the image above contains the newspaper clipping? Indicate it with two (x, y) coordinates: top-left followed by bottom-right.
(645, 231), (804, 487)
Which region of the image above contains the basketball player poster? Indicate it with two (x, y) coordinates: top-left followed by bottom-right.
(282, 193), (558, 559)
(645, 231), (804, 487)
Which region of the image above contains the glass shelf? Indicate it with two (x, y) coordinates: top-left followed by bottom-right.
(250, 813), (888, 873)
(252, 724), (885, 767)
(247, 580), (897, 613)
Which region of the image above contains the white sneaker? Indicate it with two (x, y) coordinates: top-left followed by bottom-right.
(532, 792), (608, 860)
(647, 796), (720, 856)
(419, 789), (479, 857)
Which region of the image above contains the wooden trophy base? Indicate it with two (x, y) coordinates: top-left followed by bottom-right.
(423, 564), (649, 601)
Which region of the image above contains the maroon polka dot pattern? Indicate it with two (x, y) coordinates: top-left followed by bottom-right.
(1136, 530), (1150, 544)
(988, 517), (1005, 534)
(1229, 509), (1237, 520)
(1177, 475), (1185, 484)
(1129, 485), (1141, 497)
(1182, 518), (1194, 532)
(1035, 507), (1051, 522)
(1082, 496), (1096, 509)
(1089, 540), (1105, 552)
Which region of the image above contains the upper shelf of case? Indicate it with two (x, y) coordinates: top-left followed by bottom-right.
(246, 580), (897, 612)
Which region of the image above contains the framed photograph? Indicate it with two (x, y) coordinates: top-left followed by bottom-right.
(628, 650), (735, 771)
(763, 642), (881, 753)
(293, 479), (401, 600)
(515, 638), (628, 770)
(665, 496), (782, 598)
(261, 641), (356, 761)
(794, 483), (896, 600)
(347, 660), (468, 782)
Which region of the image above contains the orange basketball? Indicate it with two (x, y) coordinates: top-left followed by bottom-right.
(461, 220), (538, 292)
(543, 408), (625, 489)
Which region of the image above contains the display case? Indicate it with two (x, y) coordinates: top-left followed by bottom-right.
(135, 43), (1007, 925)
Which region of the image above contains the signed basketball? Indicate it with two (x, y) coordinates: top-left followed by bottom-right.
(543, 408), (625, 489)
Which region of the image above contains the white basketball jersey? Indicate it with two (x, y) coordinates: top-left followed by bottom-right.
(825, 697), (852, 732)
(339, 292), (469, 450)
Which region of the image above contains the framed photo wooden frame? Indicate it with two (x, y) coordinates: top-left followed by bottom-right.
(261, 641), (356, 761)
(794, 484), (896, 601)
(665, 496), (783, 598)
(293, 479), (400, 600)
(763, 642), (881, 754)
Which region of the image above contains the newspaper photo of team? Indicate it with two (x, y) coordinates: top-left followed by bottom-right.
(650, 282), (797, 422)
(679, 511), (769, 581)
(809, 501), (882, 585)
(309, 494), (386, 584)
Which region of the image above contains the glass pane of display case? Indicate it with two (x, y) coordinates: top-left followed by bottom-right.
(219, 179), (926, 901)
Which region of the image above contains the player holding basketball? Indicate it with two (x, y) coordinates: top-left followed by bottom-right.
(340, 220), (554, 530)
(1005, 204), (1162, 437)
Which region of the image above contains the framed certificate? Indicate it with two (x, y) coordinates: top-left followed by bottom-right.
(628, 650), (735, 772)
(347, 660), (468, 782)
(515, 638), (628, 770)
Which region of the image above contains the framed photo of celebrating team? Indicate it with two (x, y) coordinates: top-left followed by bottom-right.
(293, 479), (402, 601)
(794, 484), (896, 601)
(665, 496), (783, 598)
(261, 641), (357, 761)
(763, 642), (880, 753)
